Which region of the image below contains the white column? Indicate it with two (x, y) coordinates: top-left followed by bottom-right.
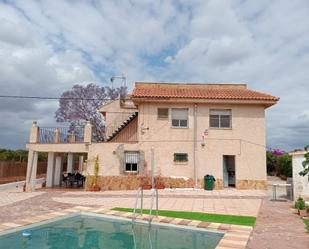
(54, 156), (62, 186)
(46, 152), (55, 187)
(79, 156), (84, 172)
(25, 150), (34, 192)
(31, 152), (38, 191)
(29, 122), (39, 143)
(67, 153), (73, 173)
(84, 121), (92, 143)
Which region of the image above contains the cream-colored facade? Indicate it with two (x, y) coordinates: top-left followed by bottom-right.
(26, 82), (278, 191)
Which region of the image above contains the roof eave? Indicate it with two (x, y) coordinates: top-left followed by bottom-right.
(131, 96), (278, 107)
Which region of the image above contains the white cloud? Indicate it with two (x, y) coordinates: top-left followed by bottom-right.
(0, 0), (308, 150)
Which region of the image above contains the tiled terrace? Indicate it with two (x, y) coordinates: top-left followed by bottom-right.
(0, 184), (308, 248)
(53, 189), (265, 216)
(0, 188), (266, 219)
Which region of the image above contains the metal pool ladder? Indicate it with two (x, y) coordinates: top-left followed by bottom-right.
(132, 187), (158, 225)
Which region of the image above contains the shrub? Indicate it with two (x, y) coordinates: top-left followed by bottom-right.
(277, 154), (292, 178)
(91, 155), (100, 187)
(295, 197), (306, 210)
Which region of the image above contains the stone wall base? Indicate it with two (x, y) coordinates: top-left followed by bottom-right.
(86, 176), (267, 191)
(86, 175), (195, 191)
(236, 180), (268, 190)
(197, 178), (223, 190)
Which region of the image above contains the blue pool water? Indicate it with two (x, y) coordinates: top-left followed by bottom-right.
(0, 214), (223, 249)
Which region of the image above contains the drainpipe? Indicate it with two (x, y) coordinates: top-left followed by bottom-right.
(193, 104), (198, 188)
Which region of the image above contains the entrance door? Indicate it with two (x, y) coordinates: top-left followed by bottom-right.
(223, 155), (236, 187)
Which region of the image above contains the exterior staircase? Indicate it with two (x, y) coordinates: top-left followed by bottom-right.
(106, 112), (138, 141)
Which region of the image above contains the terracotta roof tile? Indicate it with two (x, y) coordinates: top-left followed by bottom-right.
(132, 82), (279, 102)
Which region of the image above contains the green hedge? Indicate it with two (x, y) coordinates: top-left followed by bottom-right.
(277, 154), (292, 178)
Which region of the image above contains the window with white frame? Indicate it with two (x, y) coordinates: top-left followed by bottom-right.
(171, 108), (188, 128)
(124, 151), (139, 172)
(209, 109), (232, 128)
(157, 108), (169, 119)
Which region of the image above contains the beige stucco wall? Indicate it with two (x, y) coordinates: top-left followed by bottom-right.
(27, 143), (89, 153)
(86, 102), (267, 189)
(28, 100), (268, 190)
(137, 102), (266, 180)
(99, 99), (137, 131)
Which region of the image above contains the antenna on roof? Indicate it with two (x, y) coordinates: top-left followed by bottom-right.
(110, 74), (127, 105)
(110, 75), (126, 88)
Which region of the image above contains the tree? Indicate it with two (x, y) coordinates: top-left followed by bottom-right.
(266, 149), (285, 176)
(277, 154), (292, 178)
(299, 145), (309, 180)
(55, 83), (124, 141)
(266, 151), (276, 174)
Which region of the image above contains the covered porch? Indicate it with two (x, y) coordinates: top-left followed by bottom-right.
(25, 121), (92, 192)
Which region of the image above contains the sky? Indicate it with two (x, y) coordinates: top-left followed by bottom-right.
(0, 0), (308, 151)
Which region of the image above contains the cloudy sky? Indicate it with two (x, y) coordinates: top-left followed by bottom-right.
(0, 0), (308, 151)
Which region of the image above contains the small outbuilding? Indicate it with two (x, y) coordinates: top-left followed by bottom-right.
(290, 150), (309, 200)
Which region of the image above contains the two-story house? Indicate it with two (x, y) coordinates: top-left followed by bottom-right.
(25, 82), (279, 191)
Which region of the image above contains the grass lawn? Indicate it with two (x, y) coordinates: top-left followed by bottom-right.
(304, 219), (309, 233)
(112, 207), (256, 226)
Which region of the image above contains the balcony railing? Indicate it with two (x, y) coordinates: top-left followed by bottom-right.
(38, 127), (85, 143)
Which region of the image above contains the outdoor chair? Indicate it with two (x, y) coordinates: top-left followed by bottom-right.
(61, 174), (69, 187)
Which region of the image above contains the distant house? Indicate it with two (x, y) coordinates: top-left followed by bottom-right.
(26, 82), (279, 191)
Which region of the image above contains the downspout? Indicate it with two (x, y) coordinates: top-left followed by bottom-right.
(193, 104), (198, 188)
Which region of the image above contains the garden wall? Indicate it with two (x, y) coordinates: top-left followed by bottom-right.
(291, 151), (309, 200)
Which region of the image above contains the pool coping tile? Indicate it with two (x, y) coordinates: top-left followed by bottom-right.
(0, 206), (253, 249)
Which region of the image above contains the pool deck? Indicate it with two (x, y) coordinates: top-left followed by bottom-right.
(0, 183), (308, 248)
(0, 205), (253, 249)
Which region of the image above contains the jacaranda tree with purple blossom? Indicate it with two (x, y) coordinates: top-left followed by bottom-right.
(55, 83), (124, 141)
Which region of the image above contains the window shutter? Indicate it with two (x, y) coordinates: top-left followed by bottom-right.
(172, 109), (188, 120)
(210, 110), (231, 115)
(158, 108), (169, 119)
(125, 152), (139, 164)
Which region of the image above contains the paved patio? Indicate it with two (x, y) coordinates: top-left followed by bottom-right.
(0, 191), (43, 207)
(53, 190), (263, 216)
(247, 199), (309, 249)
(0, 188), (265, 223)
(0, 182), (308, 248)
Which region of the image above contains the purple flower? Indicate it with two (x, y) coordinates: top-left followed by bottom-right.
(271, 148), (285, 156)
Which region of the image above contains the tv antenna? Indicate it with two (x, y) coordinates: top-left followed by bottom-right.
(110, 75), (127, 105)
(110, 75), (126, 89)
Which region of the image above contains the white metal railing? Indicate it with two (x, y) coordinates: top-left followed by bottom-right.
(132, 187), (158, 226)
(148, 189), (159, 225)
(39, 127), (84, 143)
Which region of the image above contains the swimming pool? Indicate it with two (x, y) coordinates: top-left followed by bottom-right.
(0, 214), (223, 249)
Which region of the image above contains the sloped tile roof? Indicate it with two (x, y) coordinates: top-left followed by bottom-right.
(132, 82), (279, 102)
